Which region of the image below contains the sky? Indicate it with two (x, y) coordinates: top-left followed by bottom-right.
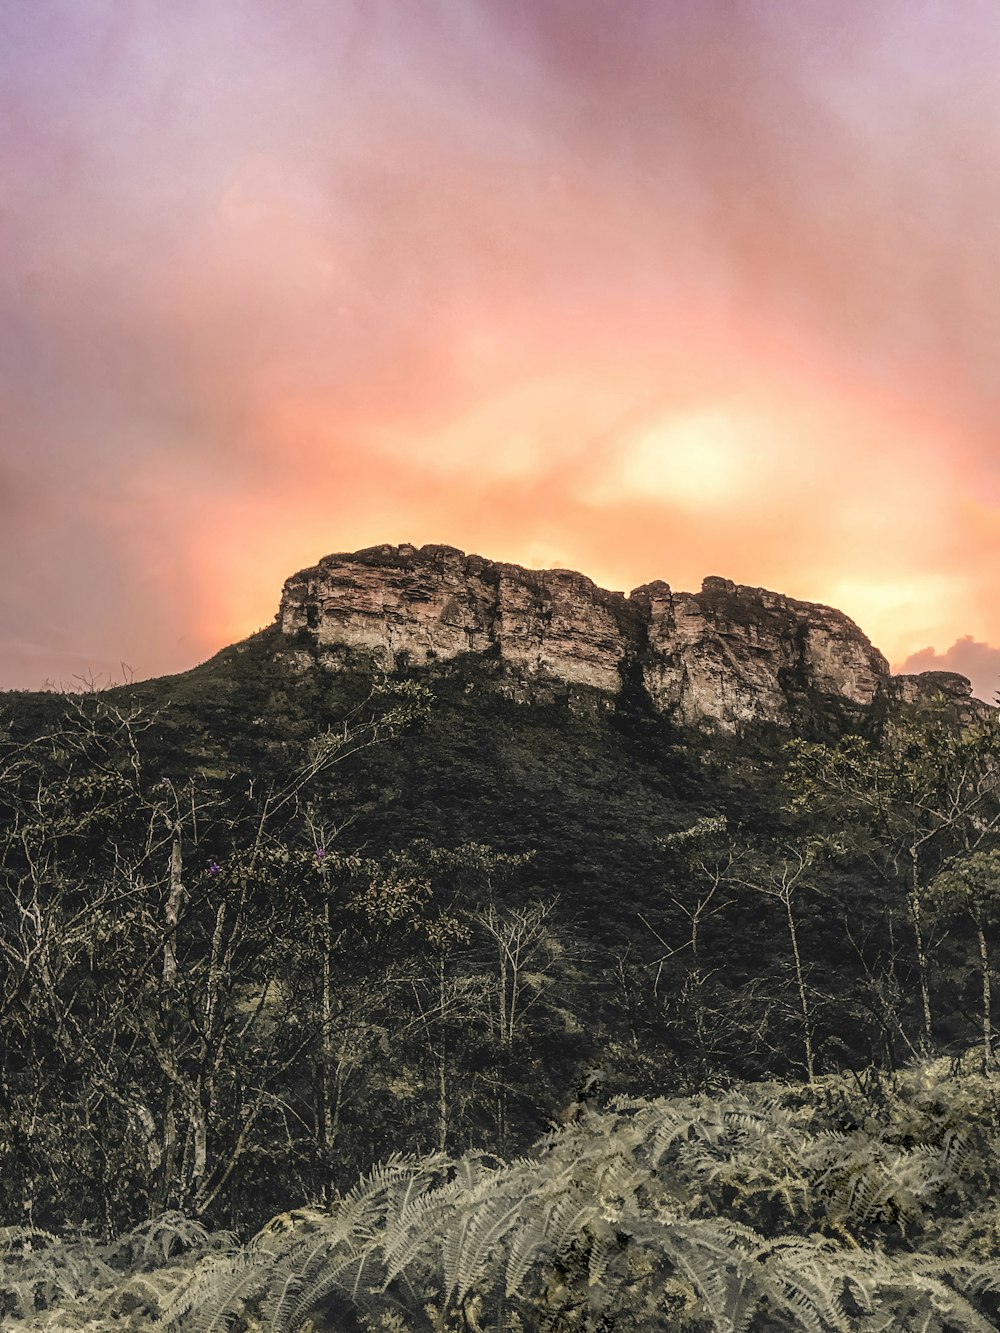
(3, 0), (1000, 701)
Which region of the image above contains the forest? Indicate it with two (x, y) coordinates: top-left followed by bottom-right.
(3, 646), (1000, 1330)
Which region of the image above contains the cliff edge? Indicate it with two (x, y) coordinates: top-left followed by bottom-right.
(276, 544), (987, 733)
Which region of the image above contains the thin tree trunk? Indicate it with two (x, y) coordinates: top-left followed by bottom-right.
(331, 1037), (349, 1149)
(156, 833), (185, 1207)
(191, 1098), (208, 1192)
(154, 1092), (177, 1212)
(909, 846), (933, 1048)
(785, 893), (814, 1084)
(204, 902), (227, 1031)
(320, 900), (334, 1200)
(690, 914), (708, 1086)
(498, 943), (509, 1047)
(163, 835), (183, 990)
(977, 917), (993, 1073)
(437, 952), (448, 1153)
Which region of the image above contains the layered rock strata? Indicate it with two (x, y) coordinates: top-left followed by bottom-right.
(277, 544), (985, 733)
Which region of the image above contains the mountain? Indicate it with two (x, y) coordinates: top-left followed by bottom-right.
(84, 539), (982, 950)
(276, 542), (984, 734)
(6, 545), (987, 921)
(4, 543), (999, 1239)
(30, 541), (980, 951)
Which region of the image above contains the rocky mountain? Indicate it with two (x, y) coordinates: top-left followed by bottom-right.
(276, 543), (986, 734)
(11, 537), (981, 970)
(5, 541), (997, 1230)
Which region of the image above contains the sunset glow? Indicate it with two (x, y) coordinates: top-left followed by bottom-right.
(4, 1), (1000, 700)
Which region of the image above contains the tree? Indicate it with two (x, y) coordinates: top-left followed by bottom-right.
(640, 815), (784, 1089)
(0, 677), (431, 1230)
(926, 848), (1000, 1072)
(473, 896), (564, 1143)
(736, 840), (837, 1084)
(786, 703), (1000, 1051)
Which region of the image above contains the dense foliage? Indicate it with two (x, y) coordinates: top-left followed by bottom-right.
(2, 640), (1000, 1327)
(7, 1056), (1000, 1330)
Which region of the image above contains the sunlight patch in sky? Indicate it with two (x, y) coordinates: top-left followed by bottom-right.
(3, 1), (1000, 693)
(584, 406), (785, 510)
(824, 575), (972, 663)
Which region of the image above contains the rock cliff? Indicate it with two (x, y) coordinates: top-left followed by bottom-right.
(276, 544), (986, 733)
(890, 670), (988, 727)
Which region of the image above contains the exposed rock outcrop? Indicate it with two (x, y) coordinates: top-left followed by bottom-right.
(891, 670), (990, 726)
(278, 545), (632, 695)
(276, 544), (987, 733)
(631, 576), (889, 731)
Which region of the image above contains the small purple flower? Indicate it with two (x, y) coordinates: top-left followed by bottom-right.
(207, 861), (221, 876)
(314, 847), (326, 861)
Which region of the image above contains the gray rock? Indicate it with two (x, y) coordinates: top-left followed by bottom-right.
(277, 545), (989, 733)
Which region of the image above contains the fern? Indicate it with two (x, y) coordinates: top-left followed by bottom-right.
(450, 1190), (526, 1301)
(16, 1054), (1000, 1332)
(162, 1252), (274, 1333)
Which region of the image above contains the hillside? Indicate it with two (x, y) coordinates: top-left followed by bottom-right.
(12, 542), (983, 936)
(1, 545), (998, 1246)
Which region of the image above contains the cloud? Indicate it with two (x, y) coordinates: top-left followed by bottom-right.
(897, 637), (1000, 704)
(3, 1), (1000, 685)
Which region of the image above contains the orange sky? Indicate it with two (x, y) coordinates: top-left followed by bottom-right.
(3, 1), (1000, 699)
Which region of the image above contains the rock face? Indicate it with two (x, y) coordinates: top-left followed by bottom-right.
(631, 576), (890, 731)
(278, 545), (633, 695)
(891, 671), (991, 726)
(277, 544), (985, 733)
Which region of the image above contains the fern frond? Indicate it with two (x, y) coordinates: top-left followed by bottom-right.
(450, 1190), (527, 1302)
(586, 1219), (624, 1289)
(0, 1225), (59, 1253)
(382, 1176), (461, 1281)
(504, 1208), (549, 1299)
(157, 1252), (272, 1333)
